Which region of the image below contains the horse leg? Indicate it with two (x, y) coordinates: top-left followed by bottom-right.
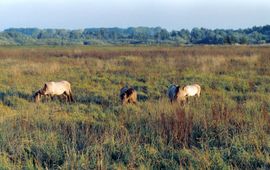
(68, 94), (71, 102)
(45, 94), (51, 102)
(184, 97), (188, 104)
(122, 99), (127, 105)
(63, 93), (69, 102)
(63, 91), (72, 102)
(196, 92), (200, 99)
(195, 92), (200, 102)
(69, 90), (74, 102)
(123, 97), (129, 105)
(65, 90), (74, 102)
(180, 100), (185, 106)
(64, 95), (68, 102)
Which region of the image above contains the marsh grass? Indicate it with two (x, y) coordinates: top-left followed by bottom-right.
(0, 45), (269, 169)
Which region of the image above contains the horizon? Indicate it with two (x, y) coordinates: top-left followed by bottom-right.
(0, 0), (269, 31)
(2, 24), (270, 32)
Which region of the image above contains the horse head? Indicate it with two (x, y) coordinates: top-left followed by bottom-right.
(33, 90), (42, 103)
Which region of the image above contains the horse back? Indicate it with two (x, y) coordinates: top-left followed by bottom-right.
(192, 84), (201, 93)
(43, 81), (71, 94)
(183, 84), (201, 96)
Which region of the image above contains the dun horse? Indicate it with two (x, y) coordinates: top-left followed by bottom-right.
(120, 86), (137, 105)
(168, 84), (201, 103)
(34, 80), (74, 103)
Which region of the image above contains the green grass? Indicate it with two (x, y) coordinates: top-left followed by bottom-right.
(0, 46), (269, 169)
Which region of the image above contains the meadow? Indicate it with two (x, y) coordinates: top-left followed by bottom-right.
(0, 45), (270, 169)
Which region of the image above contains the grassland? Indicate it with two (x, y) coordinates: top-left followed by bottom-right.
(0, 45), (270, 169)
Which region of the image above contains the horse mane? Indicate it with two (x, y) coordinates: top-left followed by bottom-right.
(43, 83), (48, 90)
(33, 89), (41, 97)
(120, 87), (135, 100)
(125, 88), (135, 98)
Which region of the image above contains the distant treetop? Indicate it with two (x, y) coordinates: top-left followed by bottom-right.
(1, 25), (270, 45)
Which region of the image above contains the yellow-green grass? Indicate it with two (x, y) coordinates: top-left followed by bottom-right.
(0, 45), (269, 169)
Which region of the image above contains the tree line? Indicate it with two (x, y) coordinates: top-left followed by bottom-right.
(0, 25), (269, 45)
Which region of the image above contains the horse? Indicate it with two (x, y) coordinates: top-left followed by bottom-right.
(120, 86), (137, 105)
(167, 84), (180, 103)
(167, 84), (201, 103)
(178, 84), (201, 102)
(33, 80), (74, 103)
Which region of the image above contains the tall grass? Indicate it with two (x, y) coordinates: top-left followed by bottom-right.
(0, 45), (269, 169)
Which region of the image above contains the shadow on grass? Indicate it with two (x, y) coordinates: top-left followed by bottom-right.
(0, 90), (34, 108)
(74, 92), (113, 107)
(0, 90), (33, 101)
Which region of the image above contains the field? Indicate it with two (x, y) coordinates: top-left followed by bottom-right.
(0, 45), (270, 169)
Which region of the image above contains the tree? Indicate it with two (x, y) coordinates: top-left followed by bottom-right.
(2, 25), (270, 45)
(191, 28), (204, 43)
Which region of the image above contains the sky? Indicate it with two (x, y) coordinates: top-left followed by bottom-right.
(0, 0), (269, 31)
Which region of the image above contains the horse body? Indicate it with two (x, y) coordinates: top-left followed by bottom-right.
(167, 84), (179, 103)
(43, 81), (71, 96)
(168, 84), (201, 103)
(34, 80), (74, 103)
(181, 84), (201, 97)
(120, 86), (137, 105)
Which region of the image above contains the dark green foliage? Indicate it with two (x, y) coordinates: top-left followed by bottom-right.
(1, 25), (270, 45)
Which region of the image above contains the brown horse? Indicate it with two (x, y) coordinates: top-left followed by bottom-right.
(120, 86), (137, 105)
(34, 80), (74, 103)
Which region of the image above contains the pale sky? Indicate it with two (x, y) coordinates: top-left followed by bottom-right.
(0, 0), (269, 31)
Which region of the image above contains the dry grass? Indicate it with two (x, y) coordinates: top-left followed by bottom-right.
(0, 45), (269, 169)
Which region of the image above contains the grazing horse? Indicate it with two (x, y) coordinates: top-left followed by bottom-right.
(34, 80), (74, 103)
(178, 84), (201, 102)
(167, 84), (201, 103)
(120, 86), (137, 105)
(167, 84), (180, 103)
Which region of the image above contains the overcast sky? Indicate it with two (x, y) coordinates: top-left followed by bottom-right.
(0, 0), (269, 31)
